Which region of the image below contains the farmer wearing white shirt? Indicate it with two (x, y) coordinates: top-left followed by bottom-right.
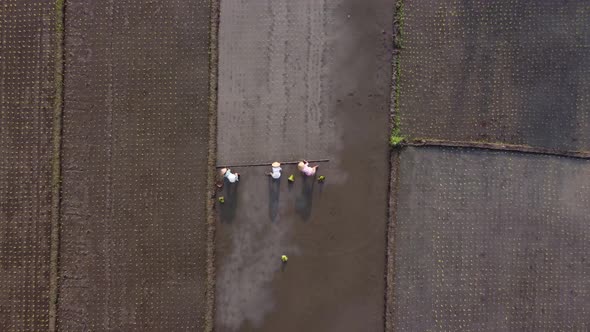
(268, 161), (282, 179)
(220, 168), (239, 183)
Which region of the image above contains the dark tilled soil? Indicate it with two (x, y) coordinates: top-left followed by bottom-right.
(215, 0), (394, 330)
(57, 0), (212, 330)
(398, 0), (590, 151)
(0, 1), (56, 330)
(391, 146), (590, 331)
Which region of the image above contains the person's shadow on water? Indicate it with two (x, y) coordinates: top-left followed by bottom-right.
(219, 179), (239, 223)
(268, 177), (281, 222)
(296, 175), (314, 221)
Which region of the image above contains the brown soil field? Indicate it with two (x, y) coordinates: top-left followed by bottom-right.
(0, 1), (57, 330)
(398, 0), (590, 151)
(389, 2), (590, 330)
(390, 146), (590, 330)
(57, 0), (214, 329)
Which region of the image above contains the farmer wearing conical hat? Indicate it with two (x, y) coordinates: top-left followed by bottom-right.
(297, 160), (318, 177)
(220, 168), (239, 184)
(268, 161), (282, 179)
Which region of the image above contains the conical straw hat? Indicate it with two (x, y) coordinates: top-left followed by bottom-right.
(297, 162), (305, 171)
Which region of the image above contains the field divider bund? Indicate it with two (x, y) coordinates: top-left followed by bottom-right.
(49, 0), (66, 330)
(205, 0), (221, 330)
(401, 139), (590, 160)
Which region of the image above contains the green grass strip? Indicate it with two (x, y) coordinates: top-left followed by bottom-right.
(390, 0), (405, 148)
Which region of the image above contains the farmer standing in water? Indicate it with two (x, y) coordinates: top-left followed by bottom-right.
(268, 161), (282, 179)
(218, 168), (239, 187)
(298, 160), (318, 177)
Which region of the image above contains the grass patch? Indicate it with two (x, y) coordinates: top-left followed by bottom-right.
(390, 128), (406, 147)
(390, 0), (405, 148)
(394, 0), (404, 49)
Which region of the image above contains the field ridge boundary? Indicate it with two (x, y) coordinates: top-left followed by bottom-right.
(49, 0), (66, 330)
(204, 0), (221, 330)
(401, 139), (590, 160)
